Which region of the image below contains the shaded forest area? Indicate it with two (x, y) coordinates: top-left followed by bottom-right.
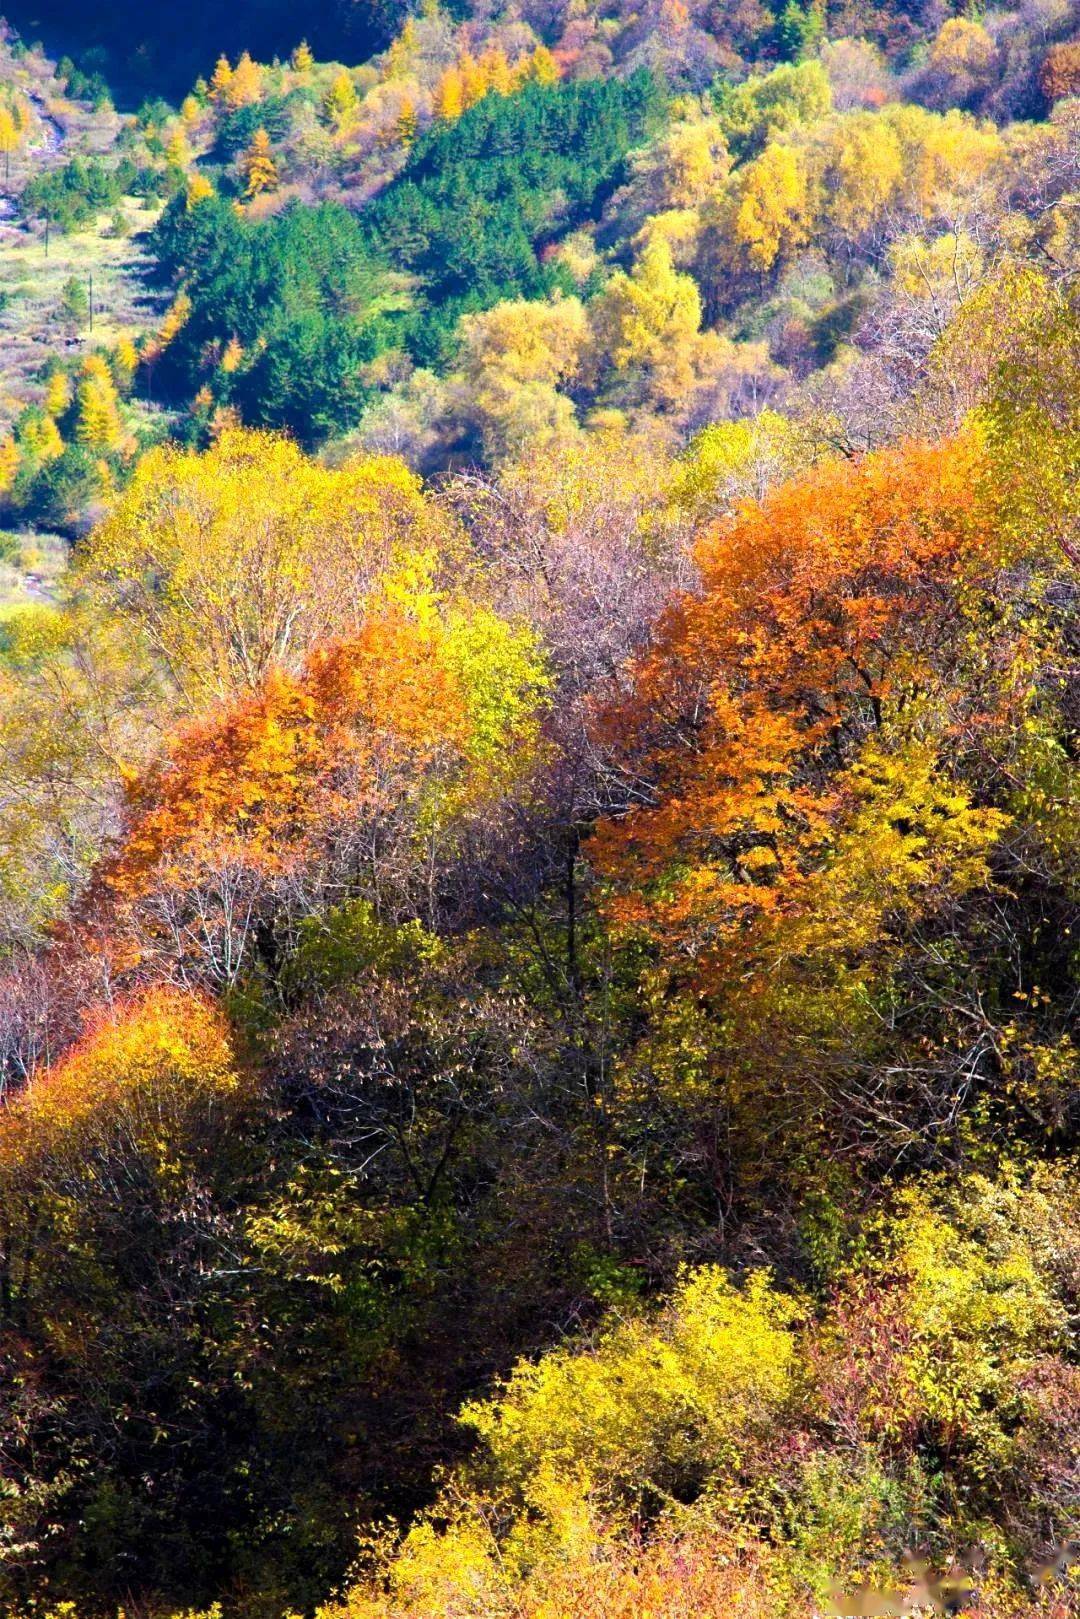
(3, 0), (404, 99)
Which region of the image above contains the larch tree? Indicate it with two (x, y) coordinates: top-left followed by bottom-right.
(75, 363), (125, 454)
(434, 65), (464, 120)
(526, 44), (560, 86)
(44, 368), (72, 418)
(480, 46), (513, 96)
(209, 54), (234, 103)
(164, 127), (189, 168)
(226, 50), (263, 109)
(241, 127), (279, 197)
(460, 52), (490, 108)
(324, 70), (359, 130)
(18, 412), (63, 465)
(0, 107), (19, 182)
(394, 98), (419, 149)
(0, 436), (17, 494)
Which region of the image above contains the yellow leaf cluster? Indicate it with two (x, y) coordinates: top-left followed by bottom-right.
(77, 427), (449, 706)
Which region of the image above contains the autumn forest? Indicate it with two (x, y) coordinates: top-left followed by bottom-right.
(0, 0), (1077, 1613)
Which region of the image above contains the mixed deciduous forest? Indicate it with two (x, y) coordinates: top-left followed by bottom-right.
(0, 0), (1078, 1614)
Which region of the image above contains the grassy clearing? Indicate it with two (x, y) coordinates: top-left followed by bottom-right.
(0, 526), (66, 610)
(0, 201), (163, 424)
(0, 37), (167, 433)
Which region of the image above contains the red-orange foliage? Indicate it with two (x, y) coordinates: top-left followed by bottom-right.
(0, 986), (239, 1181)
(1039, 41), (1080, 104)
(588, 434), (990, 963)
(109, 607), (469, 899)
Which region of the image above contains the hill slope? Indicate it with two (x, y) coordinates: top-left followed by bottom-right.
(0, 2), (1077, 1618)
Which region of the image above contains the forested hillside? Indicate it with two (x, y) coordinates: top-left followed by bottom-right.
(0, 0), (1078, 1615)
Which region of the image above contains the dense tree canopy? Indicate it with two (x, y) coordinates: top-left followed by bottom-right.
(361, 70), (664, 362)
(1, 2), (1080, 1616)
(148, 200), (402, 442)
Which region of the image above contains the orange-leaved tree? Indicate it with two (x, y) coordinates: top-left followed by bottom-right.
(0, 987), (254, 1581)
(0, 987), (246, 1318)
(589, 431), (993, 969)
(96, 563), (547, 984)
(0, 986), (240, 1170)
(581, 431), (1046, 1186)
(111, 609), (467, 893)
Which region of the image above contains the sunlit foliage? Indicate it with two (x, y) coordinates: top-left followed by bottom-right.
(1, 7), (1080, 1615)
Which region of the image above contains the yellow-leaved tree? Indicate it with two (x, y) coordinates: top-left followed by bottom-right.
(75, 355), (125, 453)
(713, 141), (813, 275)
(0, 105), (21, 181)
(454, 294), (589, 459)
(433, 64), (464, 121)
(317, 1268), (799, 1618)
(225, 49), (263, 109)
(241, 127), (279, 196)
(324, 70), (359, 130)
(75, 427), (455, 706)
(591, 236), (717, 403)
